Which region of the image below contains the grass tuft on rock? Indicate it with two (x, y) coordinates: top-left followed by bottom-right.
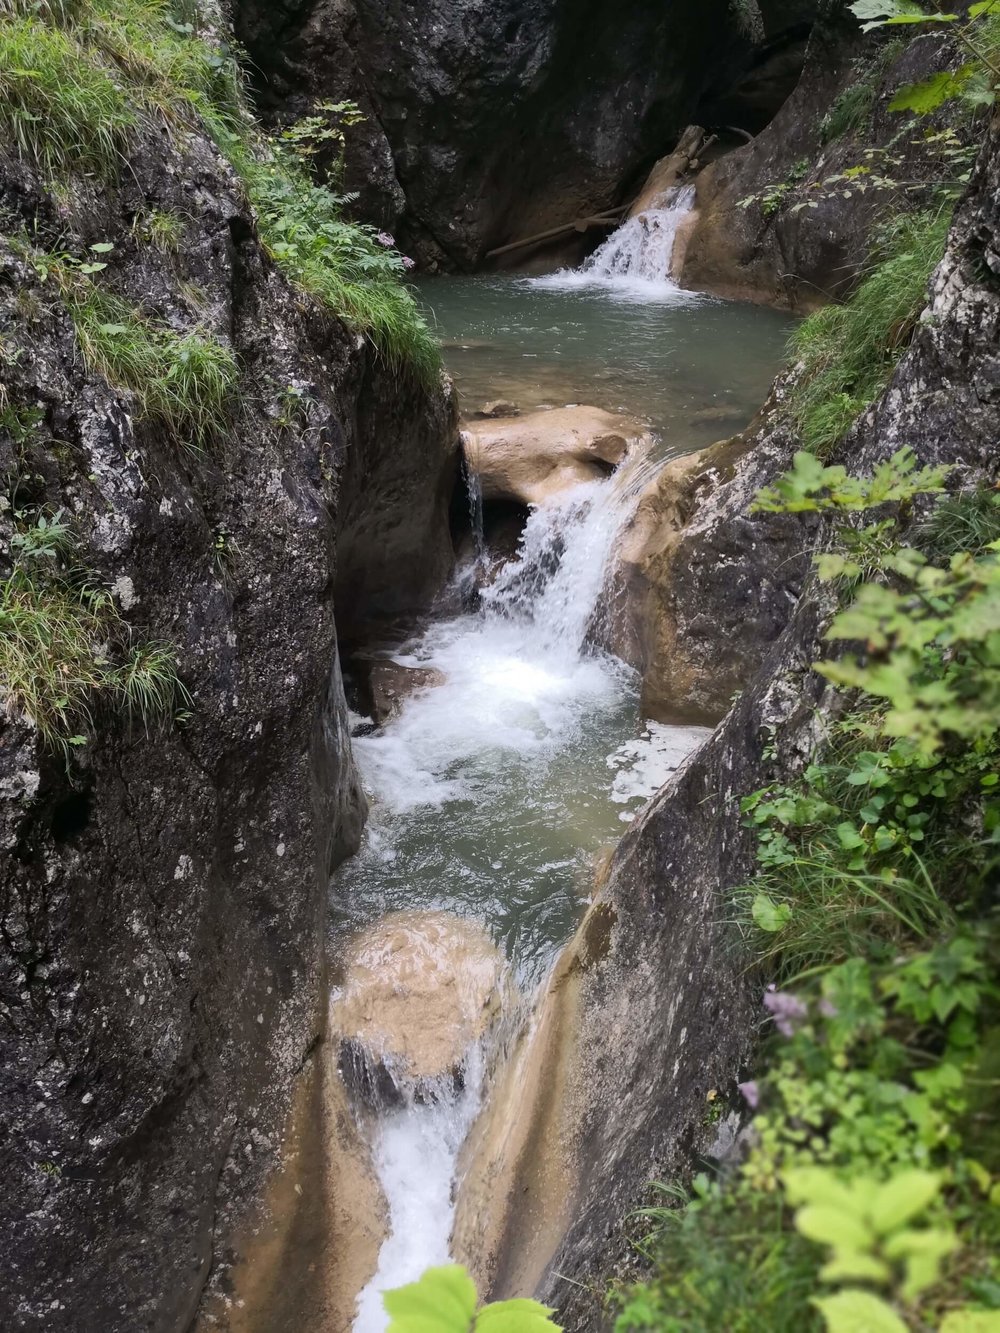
(66, 283), (238, 446)
(0, 15), (135, 178)
(786, 209), (951, 455)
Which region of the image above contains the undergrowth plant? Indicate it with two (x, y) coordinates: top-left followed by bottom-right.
(785, 210), (951, 455)
(0, 500), (186, 748)
(63, 279), (238, 446)
(613, 454), (1000, 1333)
(383, 1264), (561, 1332)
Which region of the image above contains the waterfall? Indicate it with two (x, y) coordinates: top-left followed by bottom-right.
(584, 184), (696, 283)
(531, 184), (698, 299)
(462, 456), (486, 566)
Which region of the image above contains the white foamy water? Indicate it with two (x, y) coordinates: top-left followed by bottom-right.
(532, 185), (700, 300)
(353, 1055), (483, 1333)
(608, 720), (713, 821)
(355, 452), (662, 817)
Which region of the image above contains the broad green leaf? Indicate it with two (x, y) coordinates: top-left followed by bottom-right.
(868, 1170), (940, 1234)
(384, 1265), (478, 1333)
(940, 1313), (1000, 1332)
(795, 1204), (872, 1250)
(475, 1298), (562, 1332)
(820, 1253), (892, 1284)
(751, 892), (792, 932)
(813, 1290), (908, 1333)
(889, 67), (976, 114)
(90, 241), (115, 253)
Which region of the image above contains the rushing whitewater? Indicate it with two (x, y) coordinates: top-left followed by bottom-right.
(338, 450), (709, 1329)
(533, 184), (698, 298)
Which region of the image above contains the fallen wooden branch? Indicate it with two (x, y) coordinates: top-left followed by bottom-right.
(485, 207), (628, 259)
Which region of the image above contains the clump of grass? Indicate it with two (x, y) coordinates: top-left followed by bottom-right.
(0, 511), (186, 746)
(921, 487), (1000, 558)
(787, 209), (951, 455)
(132, 207), (185, 255)
(0, 15), (135, 178)
(217, 138), (441, 383)
(819, 40), (907, 143)
(66, 283), (238, 446)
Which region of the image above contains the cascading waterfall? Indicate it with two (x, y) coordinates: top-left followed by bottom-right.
(339, 448), (710, 1330)
(532, 184), (698, 298)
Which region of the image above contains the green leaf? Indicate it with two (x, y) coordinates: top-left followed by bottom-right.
(98, 323), (129, 335)
(868, 1171), (940, 1234)
(819, 1253), (892, 1284)
(751, 892), (792, 933)
(90, 241), (115, 254)
(475, 1298), (562, 1332)
(812, 1290), (908, 1333)
(384, 1265), (478, 1333)
(889, 67), (976, 114)
(940, 1313), (1000, 1332)
(795, 1204), (872, 1250)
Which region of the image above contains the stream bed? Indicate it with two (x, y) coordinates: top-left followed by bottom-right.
(331, 258), (792, 1329)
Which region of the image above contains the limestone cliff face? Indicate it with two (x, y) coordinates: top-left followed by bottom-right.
(462, 115), (1000, 1328)
(0, 95), (456, 1333)
(235, 0), (816, 269)
(680, 4), (970, 307)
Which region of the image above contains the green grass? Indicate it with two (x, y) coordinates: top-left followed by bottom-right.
(65, 283), (238, 446)
(787, 209), (951, 454)
(222, 142), (441, 383)
(0, 15), (135, 178)
(0, 513), (186, 746)
(132, 207), (185, 255)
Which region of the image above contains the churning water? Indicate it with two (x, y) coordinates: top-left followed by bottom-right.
(537, 184), (698, 296)
(335, 235), (791, 1327)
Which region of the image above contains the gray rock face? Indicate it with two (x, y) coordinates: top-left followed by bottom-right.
(0, 110), (455, 1333)
(680, 8), (968, 307)
(235, 0), (816, 268)
(528, 114), (1000, 1328)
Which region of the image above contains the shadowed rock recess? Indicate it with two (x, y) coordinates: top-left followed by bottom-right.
(234, 0), (818, 268)
(0, 89), (456, 1333)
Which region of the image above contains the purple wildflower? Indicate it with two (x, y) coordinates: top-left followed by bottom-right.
(763, 988), (808, 1038)
(376, 231), (395, 248)
(738, 1080), (759, 1109)
(402, 256), (416, 271)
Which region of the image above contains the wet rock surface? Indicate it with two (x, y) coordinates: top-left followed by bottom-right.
(462, 405), (647, 507)
(0, 105), (454, 1333)
(680, 9), (968, 307)
(331, 911), (507, 1099)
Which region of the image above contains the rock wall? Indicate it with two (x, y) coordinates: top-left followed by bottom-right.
(0, 95), (456, 1333)
(234, 0), (817, 269)
(458, 112), (1000, 1327)
(679, 4), (969, 307)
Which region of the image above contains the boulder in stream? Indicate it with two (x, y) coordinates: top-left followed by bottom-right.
(332, 911), (507, 1104)
(462, 405), (649, 507)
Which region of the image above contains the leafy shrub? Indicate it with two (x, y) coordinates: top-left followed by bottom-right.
(787, 210), (951, 454)
(613, 463), (1000, 1333)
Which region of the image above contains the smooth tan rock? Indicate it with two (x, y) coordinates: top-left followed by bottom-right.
(462, 405), (649, 507)
(628, 125), (705, 216)
(331, 911), (506, 1094)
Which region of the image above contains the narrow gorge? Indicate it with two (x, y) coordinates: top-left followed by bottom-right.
(1, 3), (999, 1332)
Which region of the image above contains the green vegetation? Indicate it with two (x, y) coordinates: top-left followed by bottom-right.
(0, 0), (439, 377)
(132, 208), (185, 255)
(383, 1264), (561, 1332)
(0, 13), (135, 178)
(612, 456), (1000, 1333)
(820, 41), (906, 143)
(63, 279), (238, 447)
(0, 502), (186, 747)
(786, 210), (951, 455)
(212, 122), (441, 380)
